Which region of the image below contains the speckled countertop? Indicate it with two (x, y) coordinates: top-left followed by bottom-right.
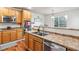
(26, 30), (79, 51)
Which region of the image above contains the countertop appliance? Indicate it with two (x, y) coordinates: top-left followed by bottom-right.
(2, 16), (16, 23)
(2, 16), (11, 23)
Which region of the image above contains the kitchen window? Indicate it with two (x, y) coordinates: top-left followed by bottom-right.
(53, 15), (67, 27)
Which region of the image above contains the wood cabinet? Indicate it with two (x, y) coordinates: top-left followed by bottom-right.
(8, 8), (16, 16)
(0, 7), (32, 23)
(0, 32), (2, 44)
(28, 11), (32, 19)
(10, 30), (17, 41)
(0, 28), (23, 44)
(22, 10), (32, 21)
(22, 10), (28, 20)
(28, 34), (34, 50)
(25, 32), (43, 51)
(25, 32), (29, 49)
(2, 30), (11, 43)
(33, 40), (43, 51)
(1, 8), (9, 16)
(16, 10), (22, 24)
(16, 29), (23, 40)
(33, 36), (43, 51)
(0, 8), (22, 23)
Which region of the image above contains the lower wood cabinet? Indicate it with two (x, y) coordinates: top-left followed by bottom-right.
(2, 30), (11, 43)
(25, 32), (44, 51)
(10, 30), (17, 41)
(33, 36), (43, 51)
(0, 28), (22, 44)
(28, 34), (34, 50)
(25, 33), (29, 49)
(16, 29), (23, 40)
(33, 40), (43, 51)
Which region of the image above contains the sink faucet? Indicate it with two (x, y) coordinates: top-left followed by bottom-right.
(37, 25), (44, 33)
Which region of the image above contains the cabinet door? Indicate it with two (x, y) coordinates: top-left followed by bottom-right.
(22, 10), (28, 20)
(16, 29), (23, 40)
(28, 11), (32, 19)
(25, 33), (29, 49)
(8, 8), (16, 16)
(28, 34), (34, 50)
(33, 40), (43, 51)
(10, 30), (16, 41)
(33, 36), (43, 51)
(2, 30), (11, 43)
(0, 32), (2, 44)
(2, 8), (9, 16)
(16, 11), (22, 24)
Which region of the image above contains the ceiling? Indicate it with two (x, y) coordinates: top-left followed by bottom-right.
(30, 7), (79, 15)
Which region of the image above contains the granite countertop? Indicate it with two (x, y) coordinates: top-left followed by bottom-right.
(0, 27), (22, 31)
(25, 30), (79, 51)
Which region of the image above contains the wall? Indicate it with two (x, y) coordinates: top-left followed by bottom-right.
(43, 8), (79, 36)
(31, 12), (45, 27)
(44, 14), (54, 27)
(44, 8), (79, 29)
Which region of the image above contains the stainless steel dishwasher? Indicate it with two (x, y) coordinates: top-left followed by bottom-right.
(44, 40), (66, 51)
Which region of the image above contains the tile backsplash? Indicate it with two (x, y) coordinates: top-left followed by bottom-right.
(0, 23), (20, 29)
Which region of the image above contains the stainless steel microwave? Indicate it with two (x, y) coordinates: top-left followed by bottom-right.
(2, 16), (16, 23)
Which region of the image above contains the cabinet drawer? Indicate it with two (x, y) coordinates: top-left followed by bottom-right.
(34, 36), (43, 43)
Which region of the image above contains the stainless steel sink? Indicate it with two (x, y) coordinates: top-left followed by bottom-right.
(33, 31), (49, 36)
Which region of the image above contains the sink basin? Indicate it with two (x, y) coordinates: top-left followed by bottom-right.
(33, 31), (49, 36)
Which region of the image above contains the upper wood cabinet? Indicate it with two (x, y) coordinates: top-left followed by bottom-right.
(8, 8), (16, 16)
(22, 10), (32, 21)
(22, 10), (28, 20)
(0, 32), (2, 44)
(16, 10), (22, 24)
(1, 8), (9, 16)
(28, 11), (32, 19)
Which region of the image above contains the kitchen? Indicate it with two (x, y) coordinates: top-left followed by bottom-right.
(0, 7), (79, 51)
